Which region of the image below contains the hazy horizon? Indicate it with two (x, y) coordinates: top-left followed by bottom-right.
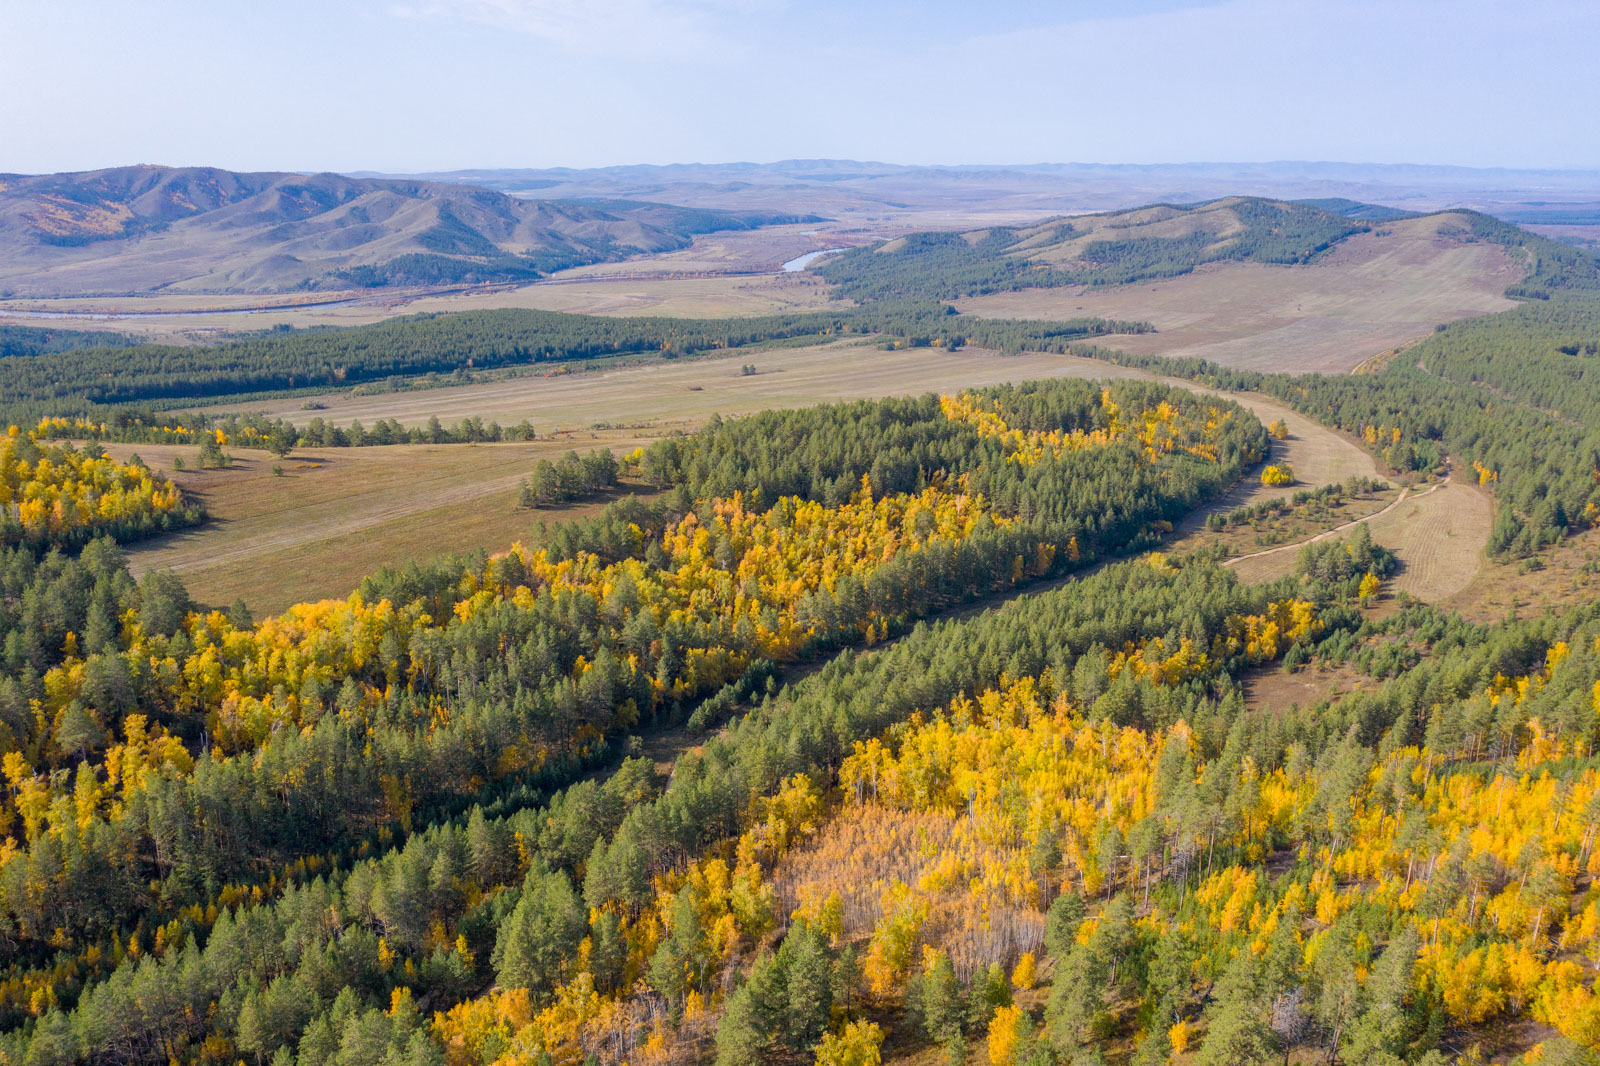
(6, 0), (1598, 176)
(14, 159), (1600, 181)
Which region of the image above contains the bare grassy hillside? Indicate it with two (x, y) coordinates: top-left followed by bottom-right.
(956, 214), (1520, 373)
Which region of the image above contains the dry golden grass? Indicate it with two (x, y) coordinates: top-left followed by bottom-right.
(415, 273), (837, 318)
(1228, 477), (1494, 603)
(0, 275), (838, 344)
(202, 344), (1165, 432)
(553, 224), (836, 276)
(1243, 658), (1374, 716)
(1363, 480), (1494, 601)
(106, 437), (659, 616)
(955, 216), (1521, 374)
(122, 347), (1168, 613)
(1164, 391), (1381, 542)
(1442, 525), (1600, 624)
(1222, 395), (1378, 491)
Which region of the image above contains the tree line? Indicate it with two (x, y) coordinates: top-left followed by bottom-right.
(0, 304), (1147, 427)
(1073, 293), (1600, 557)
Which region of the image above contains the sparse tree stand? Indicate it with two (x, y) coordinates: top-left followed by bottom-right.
(196, 433), (230, 469)
(265, 427), (297, 460)
(517, 447), (620, 508)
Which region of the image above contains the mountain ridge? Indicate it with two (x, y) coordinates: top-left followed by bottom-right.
(0, 165), (820, 297)
(373, 159), (1600, 219)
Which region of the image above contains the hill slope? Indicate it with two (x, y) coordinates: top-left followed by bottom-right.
(815, 196), (1369, 300)
(816, 195), (1600, 304)
(0, 166), (817, 297)
(955, 212), (1526, 373)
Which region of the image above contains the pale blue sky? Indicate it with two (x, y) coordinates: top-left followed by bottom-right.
(3, 0), (1597, 175)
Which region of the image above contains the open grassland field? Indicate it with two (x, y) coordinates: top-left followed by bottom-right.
(198, 343), (1165, 432)
(1166, 391), (1381, 535)
(104, 437), (659, 616)
(394, 272), (839, 318)
(1442, 524), (1600, 623)
(1362, 479), (1496, 600)
(1229, 475), (1494, 601)
(129, 347), (1160, 611)
(1363, 480), (1497, 598)
(954, 215), (1521, 373)
(1173, 479), (1400, 560)
(1523, 222), (1600, 247)
(0, 273), (840, 344)
(551, 223), (857, 277)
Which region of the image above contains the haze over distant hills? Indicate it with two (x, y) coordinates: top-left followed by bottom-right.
(381, 159), (1600, 219)
(0, 166), (816, 298)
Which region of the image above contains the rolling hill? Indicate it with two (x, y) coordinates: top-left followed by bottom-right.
(814, 196), (1371, 300)
(814, 195), (1600, 304)
(0, 166), (818, 297)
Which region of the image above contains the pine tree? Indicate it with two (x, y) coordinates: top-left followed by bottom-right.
(1196, 952), (1274, 1066)
(715, 950), (785, 1066)
(492, 865), (585, 996)
(912, 951), (966, 1050)
(781, 922), (835, 1053)
(589, 909), (627, 993)
(649, 883), (712, 1000)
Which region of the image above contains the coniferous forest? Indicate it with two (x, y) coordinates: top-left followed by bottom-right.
(0, 306), (1147, 428)
(0, 377), (1276, 1065)
(4, 201), (1600, 1066)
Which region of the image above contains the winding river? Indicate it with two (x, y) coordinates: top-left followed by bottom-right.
(781, 248), (846, 272)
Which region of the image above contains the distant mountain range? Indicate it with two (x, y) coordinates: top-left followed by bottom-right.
(0, 166), (818, 297)
(4, 161), (1597, 300)
(378, 159), (1600, 219)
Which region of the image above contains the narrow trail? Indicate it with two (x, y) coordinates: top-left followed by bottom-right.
(1223, 475), (1448, 567)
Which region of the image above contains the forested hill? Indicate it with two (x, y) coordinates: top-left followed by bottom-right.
(1289, 197), (1420, 222)
(0, 165), (820, 297)
(815, 196), (1600, 301)
(0, 325), (134, 358)
(0, 376), (1271, 1065)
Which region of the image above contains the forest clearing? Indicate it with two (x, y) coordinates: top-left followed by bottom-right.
(106, 346), (1390, 615)
(1226, 477), (1494, 602)
(192, 340), (1135, 431)
(105, 437), (658, 613)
